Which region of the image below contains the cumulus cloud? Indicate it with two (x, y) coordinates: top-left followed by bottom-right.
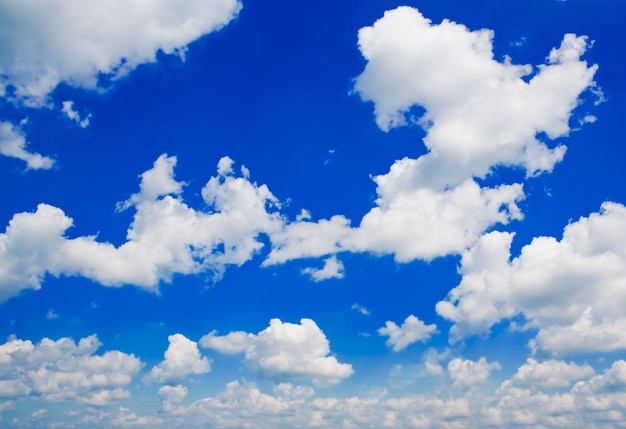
(353, 6), (597, 186)
(301, 255), (345, 282)
(378, 315), (438, 352)
(0, 154), (283, 301)
(0, 334), (141, 404)
(436, 201), (626, 353)
(200, 318), (353, 386)
(145, 334), (210, 384)
(448, 357), (501, 389)
(0, 121), (55, 170)
(0, 0), (242, 106)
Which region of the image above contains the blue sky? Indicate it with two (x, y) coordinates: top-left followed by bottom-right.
(1, 0), (626, 427)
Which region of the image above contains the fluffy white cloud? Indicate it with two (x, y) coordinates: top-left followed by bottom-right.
(0, 334), (141, 404)
(436, 201), (626, 353)
(0, 121), (55, 170)
(378, 315), (438, 352)
(301, 255), (345, 282)
(353, 6), (597, 187)
(0, 0), (242, 106)
(448, 357), (501, 388)
(145, 334), (210, 384)
(200, 318), (353, 386)
(0, 155), (283, 301)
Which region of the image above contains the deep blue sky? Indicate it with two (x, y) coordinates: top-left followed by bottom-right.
(1, 0), (625, 427)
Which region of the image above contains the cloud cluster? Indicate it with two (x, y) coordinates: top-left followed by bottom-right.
(200, 318), (353, 386)
(0, 335), (141, 405)
(436, 201), (626, 353)
(165, 358), (626, 428)
(0, 155), (283, 301)
(145, 334), (211, 384)
(0, 6), (601, 297)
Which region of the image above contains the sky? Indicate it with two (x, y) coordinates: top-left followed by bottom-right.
(1, 0), (625, 427)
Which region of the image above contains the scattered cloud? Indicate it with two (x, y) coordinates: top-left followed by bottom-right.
(0, 334), (142, 405)
(200, 318), (354, 386)
(378, 315), (438, 352)
(145, 334), (211, 384)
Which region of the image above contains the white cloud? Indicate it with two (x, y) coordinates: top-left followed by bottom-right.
(346, 179), (524, 262)
(200, 318), (354, 386)
(0, 0), (242, 106)
(145, 334), (210, 384)
(61, 101), (91, 128)
(500, 358), (595, 390)
(353, 6), (597, 186)
(0, 121), (55, 170)
(187, 380), (309, 427)
(301, 255), (345, 282)
(378, 315), (438, 352)
(0, 334), (141, 404)
(159, 385), (188, 414)
(265, 180), (524, 267)
(436, 201), (626, 354)
(448, 357), (501, 388)
(0, 155), (283, 301)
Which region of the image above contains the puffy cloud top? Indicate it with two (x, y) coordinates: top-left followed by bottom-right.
(201, 318), (354, 386)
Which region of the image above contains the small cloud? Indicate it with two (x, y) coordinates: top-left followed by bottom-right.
(62, 101), (91, 128)
(580, 115), (597, 125)
(301, 256), (345, 282)
(510, 36), (527, 47)
(351, 303), (371, 316)
(296, 209), (312, 222)
(378, 315), (438, 352)
(46, 309), (59, 319)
